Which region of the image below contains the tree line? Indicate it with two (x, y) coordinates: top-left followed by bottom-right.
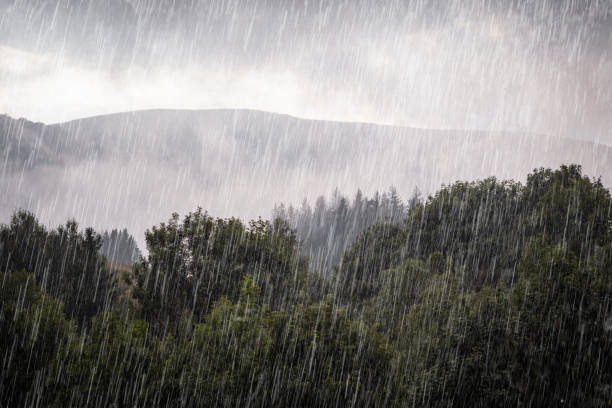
(1, 164), (611, 407)
(100, 228), (142, 265)
(273, 186), (421, 274)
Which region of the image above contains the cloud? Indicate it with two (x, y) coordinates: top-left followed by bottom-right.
(0, 0), (611, 142)
(0, 45), (384, 125)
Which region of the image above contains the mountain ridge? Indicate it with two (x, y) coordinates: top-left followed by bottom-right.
(3, 109), (589, 140)
(4, 109), (609, 149)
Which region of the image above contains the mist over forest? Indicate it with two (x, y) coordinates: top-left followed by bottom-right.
(1, 0), (612, 406)
(2, 110), (611, 249)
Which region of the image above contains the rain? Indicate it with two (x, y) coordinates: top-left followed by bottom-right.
(1, 0), (611, 406)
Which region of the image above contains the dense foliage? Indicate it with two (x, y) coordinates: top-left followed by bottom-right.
(1, 165), (611, 407)
(132, 209), (318, 334)
(338, 164), (612, 299)
(0, 212), (115, 323)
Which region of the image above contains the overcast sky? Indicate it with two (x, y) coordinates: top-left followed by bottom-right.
(1, 0), (611, 143)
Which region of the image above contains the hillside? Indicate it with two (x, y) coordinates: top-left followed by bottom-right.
(1, 110), (611, 242)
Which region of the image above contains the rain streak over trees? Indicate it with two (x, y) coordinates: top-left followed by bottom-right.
(1, 165), (611, 406)
(1, 0), (612, 407)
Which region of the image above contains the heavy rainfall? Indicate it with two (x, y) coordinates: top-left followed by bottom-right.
(1, 0), (611, 406)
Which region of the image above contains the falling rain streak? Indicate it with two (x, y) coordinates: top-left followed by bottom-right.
(1, 0), (611, 406)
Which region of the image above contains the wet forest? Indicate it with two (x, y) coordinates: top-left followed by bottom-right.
(1, 164), (611, 407)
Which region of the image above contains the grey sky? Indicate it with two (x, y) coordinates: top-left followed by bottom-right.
(1, 0), (611, 143)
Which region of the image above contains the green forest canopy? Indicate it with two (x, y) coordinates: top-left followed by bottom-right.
(0, 164), (611, 407)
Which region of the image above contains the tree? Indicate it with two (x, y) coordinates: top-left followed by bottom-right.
(336, 222), (406, 302)
(133, 208), (310, 334)
(508, 237), (612, 405)
(100, 228), (142, 264)
(0, 270), (75, 407)
(408, 186), (422, 209)
(0, 211), (115, 324)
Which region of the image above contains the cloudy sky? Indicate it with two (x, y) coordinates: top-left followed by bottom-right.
(1, 0), (611, 143)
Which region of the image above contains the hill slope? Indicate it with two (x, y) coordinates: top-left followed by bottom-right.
(1, 109), (611, 241)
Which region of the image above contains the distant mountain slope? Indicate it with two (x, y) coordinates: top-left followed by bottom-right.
(1, 109), (611, 244)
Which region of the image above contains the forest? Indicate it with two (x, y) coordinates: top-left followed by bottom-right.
(1, 164), (611, 407)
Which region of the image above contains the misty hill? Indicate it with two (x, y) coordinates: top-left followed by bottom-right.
(1, 110), (611, 243)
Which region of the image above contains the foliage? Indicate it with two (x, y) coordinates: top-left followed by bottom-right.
(338, 165), (611, 297)
(133, 208), (315, 334)
(0, 211), (115, 323)
(1, 165), (611, 407)
(0, 270), (75, 407)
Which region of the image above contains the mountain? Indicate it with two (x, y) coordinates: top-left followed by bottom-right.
(1, 109), (611, 244)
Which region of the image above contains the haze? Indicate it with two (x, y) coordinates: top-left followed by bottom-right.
(1, 0), (611, 143)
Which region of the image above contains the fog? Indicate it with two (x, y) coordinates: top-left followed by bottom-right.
(2, 110), (610, 248)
